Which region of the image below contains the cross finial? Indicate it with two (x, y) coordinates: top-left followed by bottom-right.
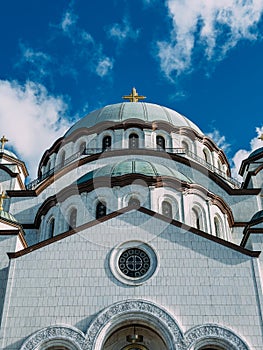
(0, 135), (8, 151)
(0, 191), (8, 211)
(258, 134), (263, 141)
(122, 87), (146, 102)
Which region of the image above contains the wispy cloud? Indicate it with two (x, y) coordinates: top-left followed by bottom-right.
(58, 5), (113, 78)
(61, 10), (78, 34)
(157, 0), (263, 80)
(106, 18), (140, 44)
(231, 126), (263, 180)
(0, 80), (71, 178)
(207, 129), (230, 152)
(17, 42), (52, 80)
(96, 57), (114, 78)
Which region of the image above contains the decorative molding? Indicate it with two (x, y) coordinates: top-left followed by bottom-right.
(18, 312), (251, 350)
(8, 206), (260, 259)
(85, 299), (185, 350)
(185, 324), (249, 350)
(20, 325), (85, 350)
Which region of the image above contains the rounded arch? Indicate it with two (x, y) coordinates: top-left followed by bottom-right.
(57, 149), (66, 168)
(203, 148), (211, 164)
(68, 207), (77, 230)
(98, 130), (115, 152)
(156, 134), (166, 150)
(78, 141), (86, 154)
(124, 128), (144, 149)
(96, 200), (107, 219)
(159, 196), (179, 220)
(85, 299), (184, 350)
(185, 324), (249, 350)
(181, 140), (191, 153)
(102, 135), (112, 151)
(191, 203), (207, 231)
(20, 325), (85, 350)
(47, 216), (55, 239)
(213, 214), (223, 238)
(129, 133), (139, 149)
(124, 191), (148, 209)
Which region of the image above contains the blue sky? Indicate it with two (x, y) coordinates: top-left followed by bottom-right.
(0, 0), (263, 179)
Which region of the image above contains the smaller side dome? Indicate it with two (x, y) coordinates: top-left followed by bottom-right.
(249, 210), (263, 223)
(0, 210), (18, 223)
(0, 148), (18, 159)
(248, 147), (263, 159)
(77, 159), (192, 184)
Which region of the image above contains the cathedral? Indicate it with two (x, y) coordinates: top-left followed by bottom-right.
(0, 88), (262, 350)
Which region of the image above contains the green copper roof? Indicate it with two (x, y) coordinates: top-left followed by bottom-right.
(250, 210), (263, 222)
(248, 147), (263, 159)
(77, 159), (192, 184)
(0, 149), (18, 159)
(0, 210), (18, 223)
(66, 102), (203, 136)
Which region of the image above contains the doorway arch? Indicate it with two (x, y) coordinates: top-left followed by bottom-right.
(86, 299), (184, 350)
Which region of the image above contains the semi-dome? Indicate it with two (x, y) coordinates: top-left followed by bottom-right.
(77, 159), (192, 184)
(248, 147), (263, 159)
(0, 210), (18, 223)
(250, 210), (263, 222)
(65, 102), (203, 136)
(0, 148), (18, 159)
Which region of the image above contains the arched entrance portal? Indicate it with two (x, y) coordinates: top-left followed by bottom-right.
(103, 323), (167, 350)
(86, 300), (184, 350)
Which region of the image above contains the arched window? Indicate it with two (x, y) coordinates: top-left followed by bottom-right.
(203, 149), (210, 164)
(47, 217), (55, 238)
(96, 201), (106, 219)
(217, 159), (222, 172)
(128, 197), (140, 207)
(162, 201), (173, 218)
(60, 150), (66, 168)
(214, 216), (222, 238)
(46, 161), (51, 175)
(129, 133), (139, 149)
(79, 141), (86, 154)
(181, 141), (189, 153)
(69, 208), (77, 230)
(156, 135), (165, 150)
(192, 207), (204, 230)
(102, 136), (111, 151)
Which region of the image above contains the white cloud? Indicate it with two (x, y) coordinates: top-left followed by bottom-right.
(96, 57), (114, 78)
(158, 0), (263, 79)
(207, 129), (230, 152)
(61, 10), (77, 33)
(17, 42), (51, 79)
(231, 126), (263, 180)
(57, 5), (113, 78)
(107, 18), (140, 43)
(0, 80), (71, 178)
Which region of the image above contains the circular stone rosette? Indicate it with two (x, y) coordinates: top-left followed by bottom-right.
(109, 240), (158, 285)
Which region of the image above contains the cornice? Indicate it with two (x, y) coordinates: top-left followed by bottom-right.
(18, 149), (260, 197)
(38, 120), (229, 171)
(32, 173), (235, 229)
(8, 205), (260, 259)
(0, 152), (28, 177)
(0, 227), (27, 248)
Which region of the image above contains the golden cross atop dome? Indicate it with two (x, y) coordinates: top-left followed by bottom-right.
(258, 134), (263, 141)
(0, 135), (8, 151)
(0, 191), (8, 211)
(122, 87), (146, 102)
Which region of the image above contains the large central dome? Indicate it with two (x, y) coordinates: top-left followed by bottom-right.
(65, 102), (203, 136)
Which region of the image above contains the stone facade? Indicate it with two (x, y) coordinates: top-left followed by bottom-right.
(0, 100), (262, 349)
